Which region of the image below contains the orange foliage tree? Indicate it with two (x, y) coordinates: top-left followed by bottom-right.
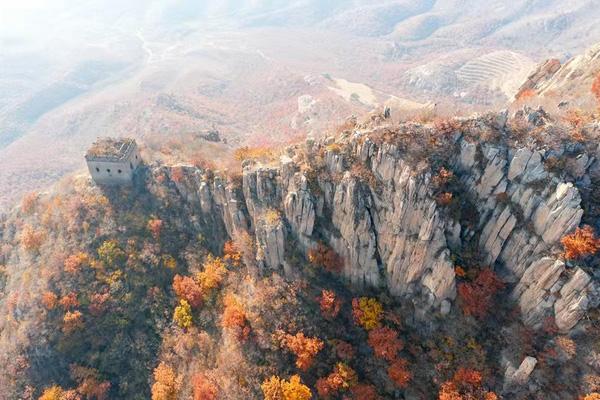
(592, 73), (600, 104)
(352, 297), (383, 330)
(151, 362), (180, 400)
(276, 330), (324, 371)
(308, 243), (344, 273)
(318, 289), (341, 319)
(63, 310), (84, 334)
(387, 358), (412, 388)
(41, 291), (58, 310)
(223, 240), (243, 267)
(172, 274), (203, 308)
(561, 225), (600, 260)
(20, 225), (46, 252)
(457, 269), (504, 319)
(438, 368), (497, 400)
(368, 327), (404, 361)
(59, 292), (80, 310)
(192, 373), (218, 400)
(64, 252), (89, 274)
(221, 294), (250, 340)
(316, 363), (358, 398)
(147, 218), (164, 241)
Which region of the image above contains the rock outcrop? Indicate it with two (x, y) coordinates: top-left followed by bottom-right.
(166, 110), (597, 330)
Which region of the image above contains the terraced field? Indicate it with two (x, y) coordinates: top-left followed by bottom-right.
(457, 50), (535, 97)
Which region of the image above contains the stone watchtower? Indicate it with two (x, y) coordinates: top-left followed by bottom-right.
(85, 138), (141, 185)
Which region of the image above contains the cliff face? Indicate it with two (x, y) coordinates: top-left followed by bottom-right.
(166, 110), (599, 332)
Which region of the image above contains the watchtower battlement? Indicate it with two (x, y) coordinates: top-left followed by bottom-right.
(85, 138), (141, 185)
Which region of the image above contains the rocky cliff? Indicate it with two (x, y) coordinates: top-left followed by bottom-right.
(162, 109), (599, 333)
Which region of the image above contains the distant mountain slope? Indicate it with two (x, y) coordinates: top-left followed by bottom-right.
(516, 42), (600, 108)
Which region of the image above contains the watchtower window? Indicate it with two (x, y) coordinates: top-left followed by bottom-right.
(118, 169), (122, 174)
(95, 167), (100, 172)
(107, 169), (111, 173)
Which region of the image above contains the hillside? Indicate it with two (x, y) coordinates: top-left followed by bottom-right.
(3, 1), (600, 212)
(1, 104), (600, 399)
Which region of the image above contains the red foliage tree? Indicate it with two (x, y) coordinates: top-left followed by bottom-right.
(561, 225), (600, 260)
(308, 243), (344, 273)
(318, 289), (342, 319)
(172, 274), (203, 308)
(334, 340), (355, 361)
(316, 363), (357, 398)
(350, 384), (379, 400)
(89, 292), (111, 317)
(457, 269), (504, 319)
(387, 358), (412, 388)
(368, 327), (404, 361)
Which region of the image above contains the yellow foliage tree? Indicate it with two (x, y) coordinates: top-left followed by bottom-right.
(196, 256), (227, 293)
(173, 299), (193, 329)
(261, 375), (312, 400)
(39, 385), (63, 400)
(352, 297), (383, 330)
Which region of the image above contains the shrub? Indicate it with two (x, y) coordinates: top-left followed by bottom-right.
(436, 192), (453, 206)
(352, 297), (383, 330)
(561, 225), (600, 260)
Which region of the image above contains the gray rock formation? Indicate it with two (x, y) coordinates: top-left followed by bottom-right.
(165, 111), (597, 329)
(504, 356), (538, 389)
